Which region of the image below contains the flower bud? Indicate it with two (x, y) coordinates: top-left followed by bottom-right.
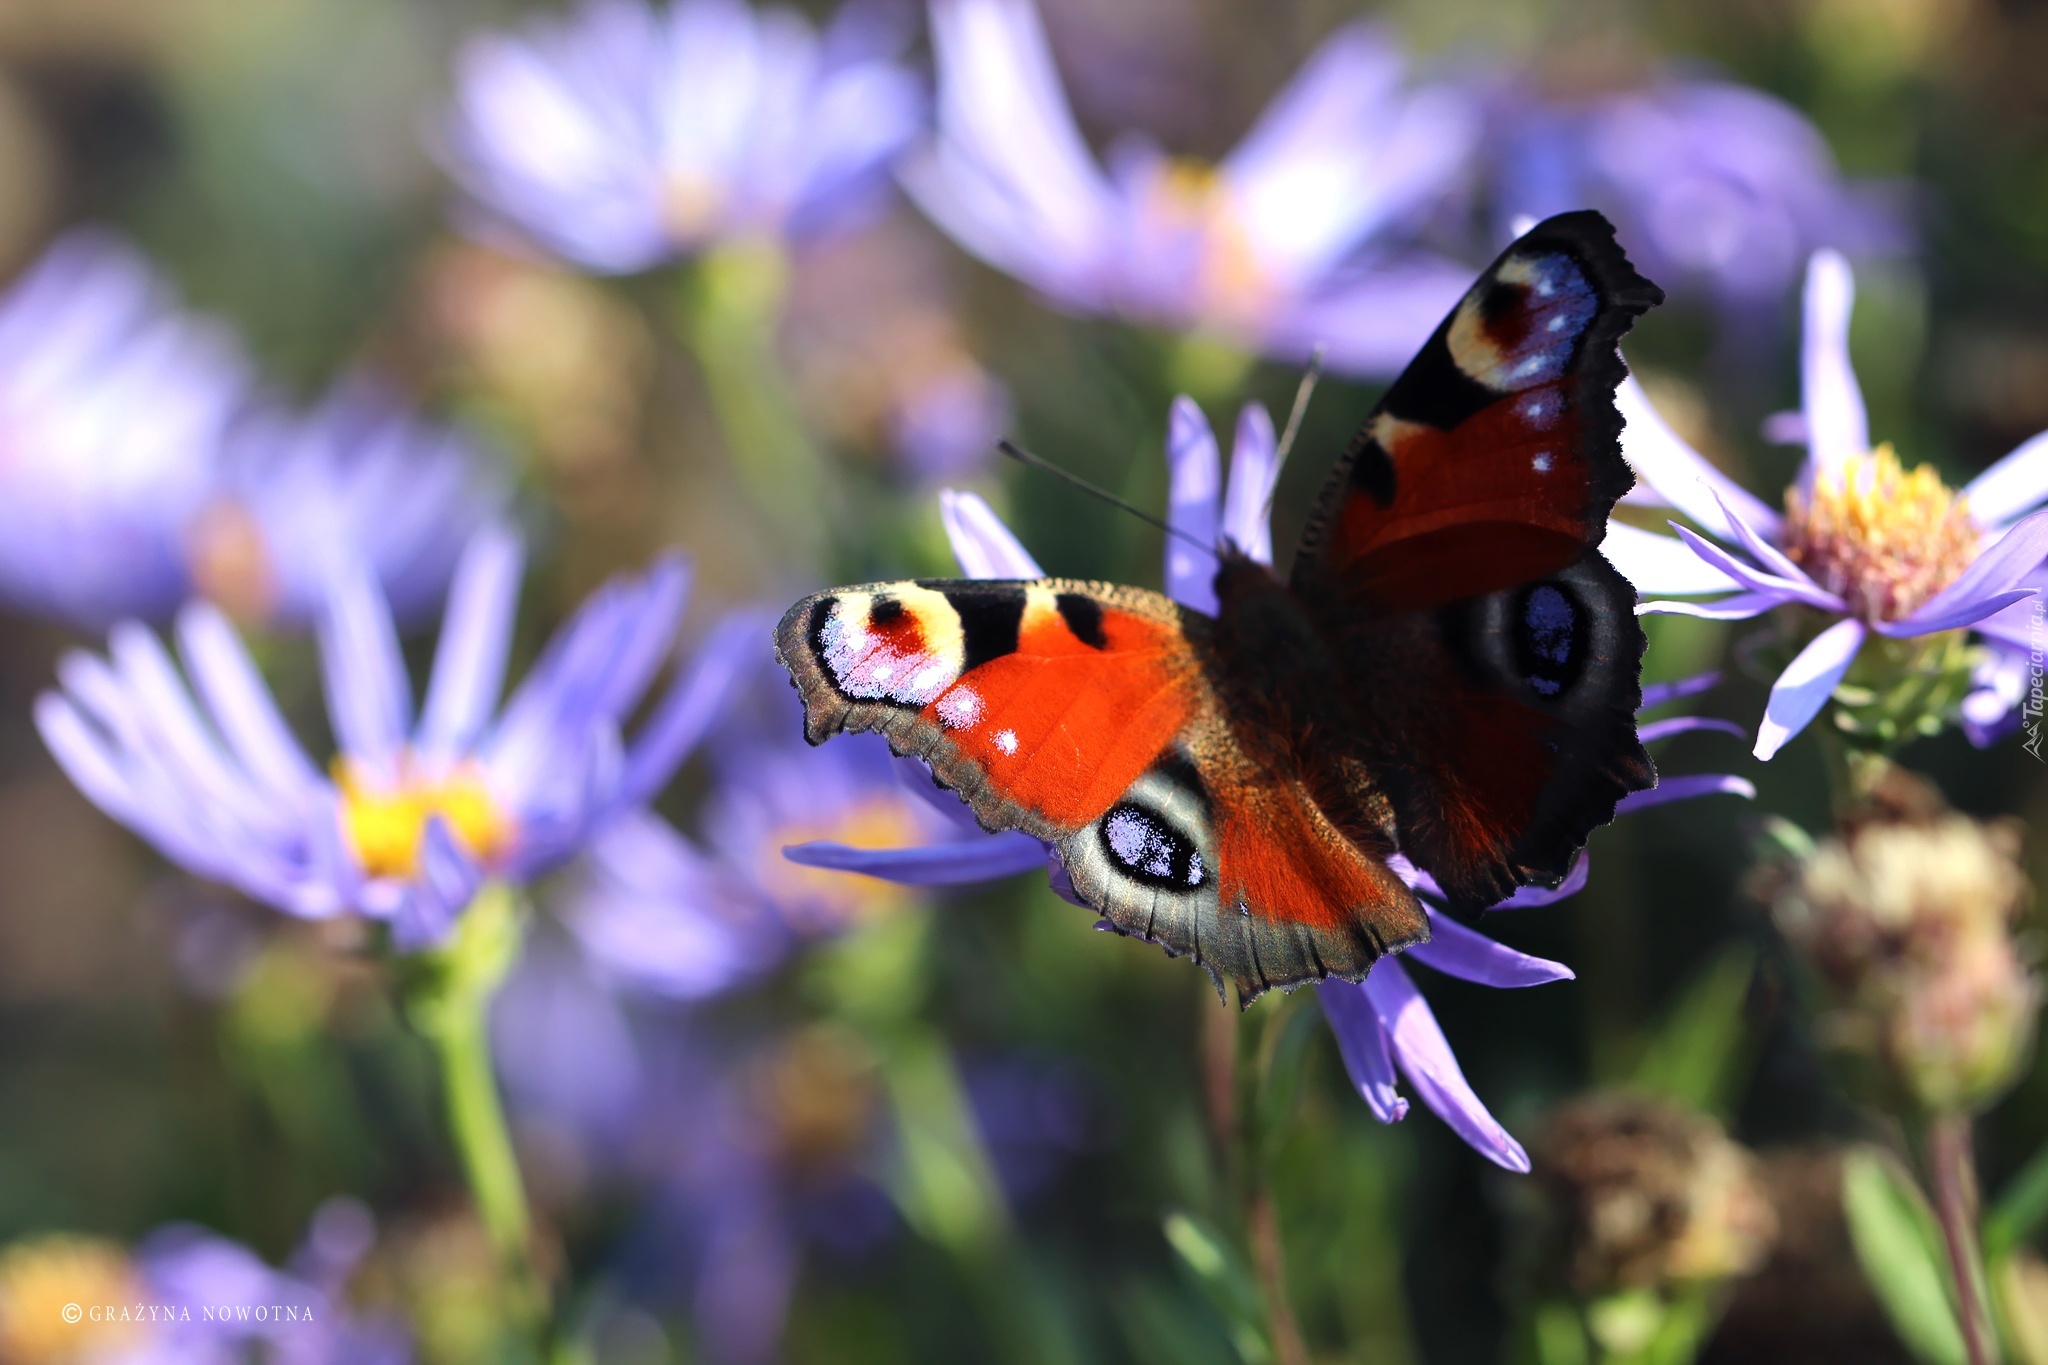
(1762, 773), (2035, 1115)
(1530, 1092), (1778, 1300)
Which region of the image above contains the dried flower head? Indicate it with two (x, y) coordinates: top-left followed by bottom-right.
(1533, 1092), (1778, 1298)
(1764, 775), (2036, 1114)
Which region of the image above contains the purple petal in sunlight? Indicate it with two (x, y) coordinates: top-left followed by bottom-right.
(1638, 590), (1789, 621)
(1755, 618), (1867, 760)
(1489, 854), (1589, 909)
(1317, 980), (1407, 1122)
(1639, 672), (1722, 711)
(1670, 523), (1843, 612)
(1964, 428), (2048, 529)
(1799, 250), (1869, 490)
(1367, 958), (1530, 1172)
(941, 488), (1045, 579)
(1875, 510), (2048, 638)
(1617, 376), (1783, 542)
(1406, 909), (1573, 987)
(783, 832), (1050, 885)
(1637, 715), (1746, 743)
(1616, 773), (1756, 815)
(1602, 521), (1741, 596)
(1164, 397), (1222, 612)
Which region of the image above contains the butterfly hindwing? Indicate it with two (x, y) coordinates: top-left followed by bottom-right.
(775, 579), (1428, 999)
(1286, 211), (1660, 912)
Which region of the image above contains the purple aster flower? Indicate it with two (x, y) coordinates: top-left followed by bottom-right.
(785, 397), (1753, 1168)
(191, 375), (507, 628)
(1611, 250), (2048, 758)
(902, 0), (1481, 374)
(440, 0), (924, 274)
(0, 230), (508, 634)
(0, 229), (250, 628)
(1493, 77), (1908, 313)
(113, 1199), (410, 1365)
(35, 523), (760, 950)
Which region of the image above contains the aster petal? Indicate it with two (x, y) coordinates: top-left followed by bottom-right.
(1754, 618), (1867, 760)
(1710, 489), (1823, 587)
(1800, 249), (1869, 489)
(1876, 510), (2048, 638)
(389, 819), (479, 951)
(593, 553), (692, 720)
(316, 568), (413, 771)
(1268, 255), (1473, 377)
(1316, 980), (1408, 1123)
(1669, 522), (1844, 612)
(899, 0), (1118, 304)
(106, 622), (298, 842)
(1221, 403), (1279, 565)
(1405, 908), (1573, 987)
(941, 488), (1045, 579)
(1489, 854), (1590, 909)
(1638, 671), (1721, 711)
(1964, 428), (2048, 528)
(418, 525), (525, 762)
(176, 603), (324, 805)
(1223, 24), (1477, 292)
(1637, 590), (1789, 621)
(1617, 376), (1783, 542)
(1636, 715), (1747, 743)
(616, 609), (768, 811)
(1366, 957), (1529, 1172)
(1164, 398), (1221, 612)
(1616, 773), (1756, 814)
(1600, 521), (1741, 596)
(782, 830), (1049, 885)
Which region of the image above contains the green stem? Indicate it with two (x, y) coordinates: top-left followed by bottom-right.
(674, 239), (833, 568)
(408, 883), (545, 1335)
(1928, 1115), (1998, 1365)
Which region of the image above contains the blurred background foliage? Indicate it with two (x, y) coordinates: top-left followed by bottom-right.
(0, 0), (2044, 1362)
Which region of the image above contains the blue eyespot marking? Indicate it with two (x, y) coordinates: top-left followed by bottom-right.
(1102, 803), (1206, 890)
(1514, 582), (1584, 699)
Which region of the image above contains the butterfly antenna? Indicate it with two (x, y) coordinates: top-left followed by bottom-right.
(996, 439), (1212, 554)
(1262, 345), (1325, 521)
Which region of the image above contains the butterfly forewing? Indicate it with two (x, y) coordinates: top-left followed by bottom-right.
(1283, 210), (1661, 912)
(775, 578), (1428, 1000)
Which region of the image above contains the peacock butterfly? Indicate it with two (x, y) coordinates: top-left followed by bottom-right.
(775, 211), (1662, 1002)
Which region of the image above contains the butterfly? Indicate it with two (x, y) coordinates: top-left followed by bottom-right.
(775, 211), (1663, 1002)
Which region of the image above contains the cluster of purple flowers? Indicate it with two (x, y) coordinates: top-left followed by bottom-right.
(0, 232), (501, 633)
(4, 0), (2039, 1360)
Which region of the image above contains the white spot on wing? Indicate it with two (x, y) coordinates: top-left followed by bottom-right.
(1532, 452), (1553, 472)
(937, 687), (982, 730)
(994, 729), (1018, 755)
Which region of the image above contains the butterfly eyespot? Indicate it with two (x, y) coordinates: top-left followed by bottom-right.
(1514, 582), (1586, 698)
(1101, 802), (1207, 891)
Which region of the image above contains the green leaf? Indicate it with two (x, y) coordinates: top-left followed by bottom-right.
(1841, 1148), (1967, 1365)
(1986, 1141), (2048, 1265)
(1162, 1211), (1271, 1365)
(1630, 946), (1756, 1118)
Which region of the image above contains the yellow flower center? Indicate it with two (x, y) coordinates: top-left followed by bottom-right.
(0, 1235), (144, 1364)
(335, 758), (513, 880)
(761, 795), (933, 931)
(1783, 444), (1981, 622)
(1144, 157), (1272, 328)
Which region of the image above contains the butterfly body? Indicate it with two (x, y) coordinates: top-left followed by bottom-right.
(777, 212), (1664, 1002)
